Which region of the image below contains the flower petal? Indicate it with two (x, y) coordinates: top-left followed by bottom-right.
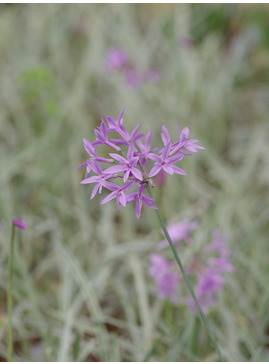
(105, 116), (117, 129)
(133, 133), (145, 142)
(163, 164), (174, 175)
(162, 141), (171, 160)
(148, 165), (162, 178)
(83, 138), (95, 156)
(130, 167), (143, 181)
(91, 183), (100, 199)
(126, 192), (138, 203)
(167, 154), (184, 163)
(90, 161), (102, 175)
(105, 141), (121, 151)
(80, 176), (100, 184)
(122, 180), (136, 191)
(142, 195), (158, 209)
(161, 125), (171, 146)
(102, 182), (119, 191)
(109, 153), (128, 164)
(103, 165), (126, 174)
(171, 165), (187, 175)
(118, 107), (125, 125)
(118, 191), (126, 206)
(101, 191), (117, 204)
(123, 169), (130, 182)
(135, 198), (142, 218)
(127, 144), (134, 160)
(138, 183), (146, 194)
(77, 162), (87, 171)
(148, 153), (161, 162)
(130, 124), (141, 140)
(145, 131), (152, 151)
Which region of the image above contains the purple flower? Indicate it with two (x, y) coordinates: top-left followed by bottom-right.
(106, 110), (144, 145)
(12, 218), (27, 230)
(170, 124), (205, 156)
(186, 268), (224, 313)
(93, 121), (121, 151)
(205, 230), (229, 256)
(126, 183), (157, 218)
(101, 180), (135, 212)
(105, 107), (125, 135)
(136, 131), (152, 166)
(205, 230), (234, 273)
(160, 125), (171, 146)
(148, 254), (179, 302)
(148, 142), (187, 178)
(185, 231), (233, 312)
(83, 138), (114, 164)
(80, 163), (116, 199)
(159, 123), (205, 157)
(124, 67), (141, 88)
(104, 145), (143, 182)
(77, 138), (114, 178)
(208, 257), (234, 273)
(106, 47), (128, 70)
(158, 219), (199, 249)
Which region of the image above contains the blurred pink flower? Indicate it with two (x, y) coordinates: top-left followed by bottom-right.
(158, 219), (199, 249)
(12, 218), (27, 230)
(124, 67), (141, 88)
(148, 254), (179, 302)
(106, 47), (128, 70)
(156, 169), (166, 186)
(185, 230), (233, 312)
(149, 223), (233, 312)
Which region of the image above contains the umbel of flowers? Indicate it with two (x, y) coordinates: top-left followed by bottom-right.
(78, 108), (205, 218)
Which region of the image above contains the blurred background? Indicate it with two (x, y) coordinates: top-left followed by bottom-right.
(0, 3), (269, 361)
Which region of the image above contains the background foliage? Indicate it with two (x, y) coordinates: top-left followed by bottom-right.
(0, 4), (269, 361)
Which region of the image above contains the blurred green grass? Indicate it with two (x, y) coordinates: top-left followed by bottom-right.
(0, 4), (269, 361)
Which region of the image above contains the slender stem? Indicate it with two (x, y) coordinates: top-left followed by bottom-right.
(8, 225), (15, 362)
(190, 316), (200, 356)
(146, 186), (224, 362)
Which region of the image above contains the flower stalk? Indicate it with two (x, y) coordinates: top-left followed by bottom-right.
(190, 316), (200, 356)
(146, 185), (224, 362)
(8, 224), (15, 362)
(8, 218), (26, 361)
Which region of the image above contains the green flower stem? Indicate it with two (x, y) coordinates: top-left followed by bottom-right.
(8, 224), (15, 362)
(190, 316), (200, 356)
(146, 186), (224, 362)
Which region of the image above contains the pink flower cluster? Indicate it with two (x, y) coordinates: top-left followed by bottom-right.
(148, 254), (179, 303)
(79, 108), (204, 218)
(149, 222), (233, 312)
(105, 47), (161, 88)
